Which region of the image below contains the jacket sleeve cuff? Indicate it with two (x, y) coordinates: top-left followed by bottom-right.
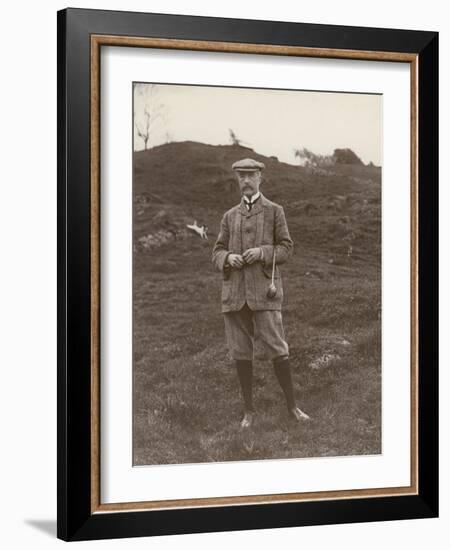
(260, 244), (274, 266)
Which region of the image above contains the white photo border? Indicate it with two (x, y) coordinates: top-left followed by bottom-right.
(100, 45), (411, 505)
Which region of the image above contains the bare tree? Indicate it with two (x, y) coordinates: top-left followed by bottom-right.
(134, 84), (167, 150)
(229, 128), (252, 149)
(136, 108), (151, 150)
(229, 128), (243, 146)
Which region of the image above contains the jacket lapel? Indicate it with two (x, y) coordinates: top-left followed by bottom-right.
(247, 199), (263, 218)
(239, 194), (265, 218)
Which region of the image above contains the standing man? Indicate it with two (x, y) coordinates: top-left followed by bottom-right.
(212, 158), (310, 428)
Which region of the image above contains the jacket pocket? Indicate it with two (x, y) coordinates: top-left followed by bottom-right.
(221, 280), (232, 303)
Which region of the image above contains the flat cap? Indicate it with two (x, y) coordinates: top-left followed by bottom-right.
(231, 158), (265, 171)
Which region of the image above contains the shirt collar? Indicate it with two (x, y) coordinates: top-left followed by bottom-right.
(243, 191), (261, 204)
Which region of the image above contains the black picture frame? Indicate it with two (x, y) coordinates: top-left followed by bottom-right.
(57, 7), (438, 542)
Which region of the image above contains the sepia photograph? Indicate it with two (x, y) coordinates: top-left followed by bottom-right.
(55, 7), (439, 541)
(132, 82), (382, 466)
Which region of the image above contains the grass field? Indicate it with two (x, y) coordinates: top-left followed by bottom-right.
(132, 142), (381, 465)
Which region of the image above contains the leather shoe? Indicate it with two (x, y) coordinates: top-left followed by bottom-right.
(240, 411), (255, 429)
(289, 406), (311, 421)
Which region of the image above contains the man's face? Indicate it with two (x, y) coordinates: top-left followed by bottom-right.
(236, 170), (262, 198)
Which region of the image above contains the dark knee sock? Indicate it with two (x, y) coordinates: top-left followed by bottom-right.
(235, 359), (254, 412)
(273, 357), (296, 410)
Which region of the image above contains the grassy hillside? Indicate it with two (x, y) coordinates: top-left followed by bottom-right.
(132, 141), (381, 465)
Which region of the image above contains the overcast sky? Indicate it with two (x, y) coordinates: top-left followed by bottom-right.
(133, 83), (382, 166)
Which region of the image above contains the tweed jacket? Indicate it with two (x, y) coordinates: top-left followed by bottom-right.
(212, 193), (294, 312)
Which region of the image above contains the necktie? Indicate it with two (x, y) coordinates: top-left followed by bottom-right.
(245, 196), (258, 211)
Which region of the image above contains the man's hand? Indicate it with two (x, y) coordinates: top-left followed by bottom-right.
(242, 248), (263, 265)
(227, 253), (245, 269)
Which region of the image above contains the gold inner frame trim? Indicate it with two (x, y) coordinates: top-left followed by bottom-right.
(90, 34), (419, 514)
